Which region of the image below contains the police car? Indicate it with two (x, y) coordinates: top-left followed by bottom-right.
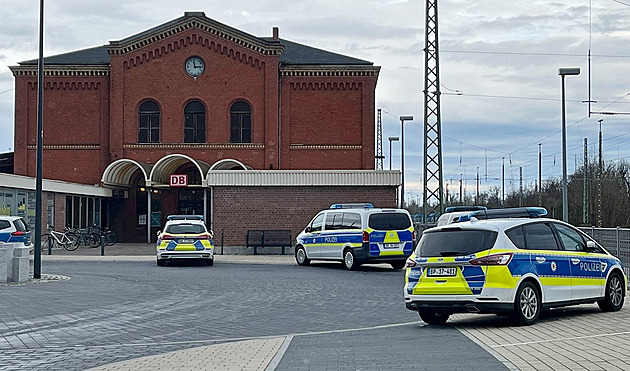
(156, 215), (214, 266)
(0, 216), (31, 248)
(295, 203), (415, 270)
(404, 207), (627, 325)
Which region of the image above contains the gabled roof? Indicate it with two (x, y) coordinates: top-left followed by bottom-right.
(18, 12), (373, 67)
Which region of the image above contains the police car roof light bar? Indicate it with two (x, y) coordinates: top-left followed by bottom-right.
(457, 207), (548, 222)
(444, 205), (487, 213)
(330, 203), (375, 209)
(167, 215), (205, 221)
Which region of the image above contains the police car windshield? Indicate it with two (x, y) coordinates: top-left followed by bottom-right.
(416, 228), (498, 257)
(165, 224), (206, 234)
(368, 213), (411, 230)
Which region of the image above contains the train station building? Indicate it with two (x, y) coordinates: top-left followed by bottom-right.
(8, 12), (399, 245)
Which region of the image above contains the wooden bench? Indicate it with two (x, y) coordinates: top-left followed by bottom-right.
(246, 230), (292, 255)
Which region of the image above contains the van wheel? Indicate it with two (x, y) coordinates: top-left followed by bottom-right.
(391, 261), (405, 270)
(598, 272), (624, 312)
(157, 259), (165, 266)
(419, 311), (450, 325)
(295, 246), (310, 266)
(508, 281), (541, 326)
(205, 259), (214, 267)
(343, 249), (359, 270)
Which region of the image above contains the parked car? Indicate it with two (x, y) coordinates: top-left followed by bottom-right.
(295, 203), (415, 270)
(156, 215), (214, 266)
(0, 216), (31, 248)
(405, 207), (627, 325)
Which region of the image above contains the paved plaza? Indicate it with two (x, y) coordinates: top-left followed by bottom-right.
(0, 244), (628, 370)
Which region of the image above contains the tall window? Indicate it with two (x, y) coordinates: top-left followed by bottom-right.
(138, 100), (160, 143)
(184, 101), (206, 143)
(230, 101), (251, 143)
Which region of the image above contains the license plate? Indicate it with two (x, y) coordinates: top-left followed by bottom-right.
(178, 239), (195, 244)
(428, 267), (457, 277)
(383, 243), (399, 249)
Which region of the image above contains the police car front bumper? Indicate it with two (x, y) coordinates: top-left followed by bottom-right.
(157, 249), (214, 260)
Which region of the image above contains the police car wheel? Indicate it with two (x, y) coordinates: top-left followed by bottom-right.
(205, 259), (214, 267)
(295, 246), (310, 266)
(157, 259), (165, 266)
(509, 281), (540, 326)
(343, 249), (358, 270)
(418, 311), (450, 325)
(598, 272), (624, 312)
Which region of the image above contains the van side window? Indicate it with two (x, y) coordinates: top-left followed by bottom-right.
(342, 212), (362, 229)
(310, 214), (324, 233)
(325, 212), (343, 230)
(522, 223), (559, 250)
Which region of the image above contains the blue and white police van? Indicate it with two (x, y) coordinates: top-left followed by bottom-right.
(295, 203), (415, 270)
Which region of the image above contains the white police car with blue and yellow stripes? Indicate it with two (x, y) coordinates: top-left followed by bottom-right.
(404, 207), (627, 325)
(295, 203), (415, 270)
(156, 215), (214, 266)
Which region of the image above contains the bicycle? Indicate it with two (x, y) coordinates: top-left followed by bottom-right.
(92, 225), (117, 246)
(42, 228), (80, 251)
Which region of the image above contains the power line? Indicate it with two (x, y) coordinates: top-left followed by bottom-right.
(441, 49), (630, 58)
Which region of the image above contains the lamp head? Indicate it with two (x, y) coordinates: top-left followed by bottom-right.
(388, 136), (400, 142)
(399, 115), (413, 121)
(558, 67), (580, 76)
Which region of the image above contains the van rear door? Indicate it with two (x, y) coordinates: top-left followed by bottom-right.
(367, 211), (414, 257)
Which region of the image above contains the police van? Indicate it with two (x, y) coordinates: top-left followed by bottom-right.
(295, 203), (415, 270)
(404, 207), (627, 325)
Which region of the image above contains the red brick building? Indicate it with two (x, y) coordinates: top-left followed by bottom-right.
(10, 12), (399, 245)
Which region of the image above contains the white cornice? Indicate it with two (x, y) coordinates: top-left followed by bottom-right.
(10, 65), (110, 77)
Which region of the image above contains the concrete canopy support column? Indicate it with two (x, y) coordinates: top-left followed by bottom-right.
(147, 190), (152, 244)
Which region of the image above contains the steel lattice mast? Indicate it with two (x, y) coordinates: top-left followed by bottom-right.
(422, 0), (444, 222)
(375, 108), (384, 170)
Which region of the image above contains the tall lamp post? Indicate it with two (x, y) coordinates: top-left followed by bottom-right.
(388, 136), (399, 170)
(399, 116), (413, 208)
(558, 67), (580, 222)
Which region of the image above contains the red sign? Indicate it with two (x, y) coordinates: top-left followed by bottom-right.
(170, 174), (188, 187)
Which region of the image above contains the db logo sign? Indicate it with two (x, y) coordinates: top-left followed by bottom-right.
(170, 174), (188, 187)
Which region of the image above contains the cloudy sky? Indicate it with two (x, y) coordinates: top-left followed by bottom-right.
(1, 0), (629, 202)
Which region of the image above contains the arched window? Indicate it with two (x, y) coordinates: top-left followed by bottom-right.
(230, 101), (251, 143)
(184, 101), (206, 143)
(138, 100), (160, 143)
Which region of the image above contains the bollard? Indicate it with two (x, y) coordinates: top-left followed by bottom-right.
(100, 233), (105, 256)
(221, 229), (224, 255)
(12, 247), (29, 283)
(48, 235), (52, 255)
(0, 243), (14, 283)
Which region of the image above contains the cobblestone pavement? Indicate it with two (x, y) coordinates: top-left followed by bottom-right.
(452, 301), (630, 371)
(3, 245), (628, 370)
(1, 253), (506, 370)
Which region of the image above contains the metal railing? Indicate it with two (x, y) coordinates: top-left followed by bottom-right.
(580, 227), (630, 277)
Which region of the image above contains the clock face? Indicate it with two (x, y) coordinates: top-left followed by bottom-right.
(185, 56), (205, 78)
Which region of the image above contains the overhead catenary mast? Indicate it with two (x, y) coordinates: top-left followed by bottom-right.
(422, 0), (444, 222)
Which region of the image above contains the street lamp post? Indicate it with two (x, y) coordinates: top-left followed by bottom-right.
(558, 67), (580, 222)
(399, 116), (413, 208)
(388, 136), (399, 170)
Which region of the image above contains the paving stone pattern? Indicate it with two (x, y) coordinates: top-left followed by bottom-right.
(0, 258), (499, 370)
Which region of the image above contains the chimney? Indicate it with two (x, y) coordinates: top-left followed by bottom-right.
(272, 27), (279, 41)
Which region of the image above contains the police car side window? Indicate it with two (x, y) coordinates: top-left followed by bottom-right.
(505, 226), (526, 249)
(553, 223), (586, 251)
(311, 214), (324, 233)
(341, 213), (361, 229)
(522, 223), (560, 250)
(0, 220), (10, 230)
